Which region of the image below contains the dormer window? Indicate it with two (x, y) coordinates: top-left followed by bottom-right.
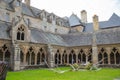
(17, 25), (25, 40)
(16, 0), (21, 6)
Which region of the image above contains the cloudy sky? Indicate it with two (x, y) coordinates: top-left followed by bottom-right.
(31, 0), (120, 22)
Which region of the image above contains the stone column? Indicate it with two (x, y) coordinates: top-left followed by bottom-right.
(92, 33), (98, 65)
(67, 54), (69, 64)
(12, 44), (21, 71)
(23, 54), (26, 65)
(76, 54), (78, 63)
(92, 15), (99, 65)
(47, 44), (55, 68)
(106, 47), (111, 65)
(35, 54), (37, 65)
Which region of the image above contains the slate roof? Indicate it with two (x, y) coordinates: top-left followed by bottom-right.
(61, 32), (92, 46)
(0, 21), (10, 39)
(96, 28), (120, 44)
(22, 3), (35, 17)
(69, 13), (82, 27)
(30, 28), (68, 46)
(0, 0), (120, 47)
(84, 13), (120, 32)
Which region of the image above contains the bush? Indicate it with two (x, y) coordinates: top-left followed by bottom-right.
(85, 62), (93, 70)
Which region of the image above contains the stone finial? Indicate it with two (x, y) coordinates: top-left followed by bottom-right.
(81, 10), (87, 24)
(25, 0), (30, 6)
(93, 14), (99, 31)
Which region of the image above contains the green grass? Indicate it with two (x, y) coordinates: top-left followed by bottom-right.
(6, 67), (120, 80)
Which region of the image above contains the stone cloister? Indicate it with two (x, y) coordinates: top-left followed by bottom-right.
(0, 42), (120, 70)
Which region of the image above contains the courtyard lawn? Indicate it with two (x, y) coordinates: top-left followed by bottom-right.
(6, 67), (120, 80)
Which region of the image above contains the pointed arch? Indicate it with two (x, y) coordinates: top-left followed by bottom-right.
(16, 25), (25, 41)
(82, 53), (86, 63)
(116, 52), (120, 64)
(103, 52), (108, 64)
(54, 50), (61, 65)
(69, 50), (76, 64)
(98, 53), (102, 64)
(88, 48), (92, 62)
(78, 53), (81, 63)
(20, 50), (24, 63)
(110, 52), (115, 64)
(69, 53), (72, 64)
(26, 47), (35, 65)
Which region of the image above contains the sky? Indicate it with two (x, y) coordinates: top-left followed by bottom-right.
(30, 0), (120, 22)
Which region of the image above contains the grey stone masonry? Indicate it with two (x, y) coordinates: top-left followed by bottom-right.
(12, 44), (20, 71)
(47, 44), (55, 68)
(92, 32), (98, 65)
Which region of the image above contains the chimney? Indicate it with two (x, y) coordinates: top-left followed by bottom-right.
(93, 15), (99, 31)
(81, 10), (87, 24)
(25, 0), (30, 6)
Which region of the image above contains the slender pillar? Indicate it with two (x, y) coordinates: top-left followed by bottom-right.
(23, 54), (26, 65)
(106, 47), (111, 65)
(67, 54), (69, 64)
(35, 54), (37, 65)
(76, 54), (78, 63)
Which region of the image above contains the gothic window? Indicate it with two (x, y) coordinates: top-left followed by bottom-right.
(98, 53), (102, 64)
(55, 28), (57, 33)
(44, 26), (47, 31)
(69, 50), (76, 64)
(103, 53), (108, 64)
(0, 45), (10, 63)
(16, 0), (21, 6)
(110, 52), (114, 64)
(98, 48), (108, 64)
(62, 50), (67, 64)
(37, 48), (46, 65)
(20, 51), (24, 63)
(55, 50), (61, 64)
(17, 25), (25, 40)
(26, 47), (35, 65)
(6, 13), (10, 22)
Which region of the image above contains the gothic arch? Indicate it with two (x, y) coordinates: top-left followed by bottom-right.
(26, 47), (35, 65)
(62, 50), (67, 64)
(79, 49), (86, 64)
(69, 50), (76, 64)
(110, 52), (115, 64)
(88, 48), (92, 62)
(20, 50), (24, 63)
(116, 52), (120, 64)
(98, 48), (108, 64)
(37, 48), (46, 65)
(110, 47), (120, 64)
(98, 53), (102, 64)
(103, 52), (108, 64)
(54, 50), (61, 65)
(16, 25), (25, 40)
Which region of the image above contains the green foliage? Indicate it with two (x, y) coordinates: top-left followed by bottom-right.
(85, 62), (93, 70)
(72, 63), (79, 70)
(6, 67), (120, 80)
